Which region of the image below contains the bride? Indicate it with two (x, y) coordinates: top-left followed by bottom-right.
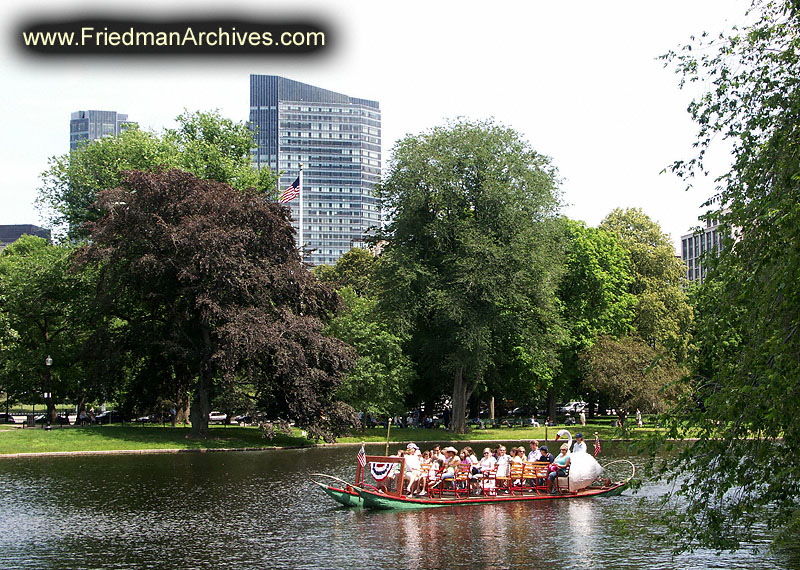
(555, 429), (604, 491)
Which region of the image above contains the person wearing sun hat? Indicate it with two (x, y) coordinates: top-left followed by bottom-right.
(441, 446), (459, 484)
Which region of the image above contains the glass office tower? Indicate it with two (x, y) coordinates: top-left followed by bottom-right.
(249, 75), (381, 266)
(69, 110), (137, 151)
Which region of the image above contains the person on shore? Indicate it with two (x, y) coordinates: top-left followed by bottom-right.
(636, 408), (643, 428)
(579, 410), (586, 426)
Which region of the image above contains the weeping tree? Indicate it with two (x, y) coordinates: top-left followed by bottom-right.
(654, 0), (800, 551)
(374, 119), (565, 434)
(77, 168), (355, 439)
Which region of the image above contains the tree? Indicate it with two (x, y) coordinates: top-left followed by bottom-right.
(600, 208), (692, 362)
(77, 169), (355, 439)
(373, 119), (565, 434)
(654, 0), (800, 551)
(0, 236), (97, 421)
(311, 247), (376, 296)
(325, 288), (414, 422)
(579, 335), (684, 423)
(555, 219), (637, 414)
(37, 110), (277, 239)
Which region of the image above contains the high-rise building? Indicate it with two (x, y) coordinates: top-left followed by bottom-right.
(249, 75), (381, 266)
(680, 215), (726, 283)
(0, 224), (51, 251)
(70, 110), (137, 151)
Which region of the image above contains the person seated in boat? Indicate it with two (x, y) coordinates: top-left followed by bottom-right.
(462, 446), (480, 471)
(422, 458), (444, 496)
(431, 445), (446, 463)
(528, 440), (542, 462)
(495, 445), (511, 477)
(440, 447), (459, 484)
(539, 445), (554, 463)
(457, 450), (473, 490)
(479, 447), (496, 473)
(478, 447), (497, 494)
(572, 433), (587, 454)
(410, 451), (432, 495)
(513, 446), (526, 463)
(548, 443), (571, 494)
(404, 447), (422, 493)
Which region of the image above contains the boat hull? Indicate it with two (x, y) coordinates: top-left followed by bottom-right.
(322, 485), (364, 508)
(355, 481), (629, 510)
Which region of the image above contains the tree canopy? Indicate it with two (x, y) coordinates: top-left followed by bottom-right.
(37, 110), (277, 240)
(77, 168), (354, 439)
(373, 119), (566, 433)
(0, 236), (97, 421)
(656, 0), (800, 551)
(600, 208), (692, 362)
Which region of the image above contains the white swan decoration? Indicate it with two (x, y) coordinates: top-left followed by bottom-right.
(555, 429), (604, 492)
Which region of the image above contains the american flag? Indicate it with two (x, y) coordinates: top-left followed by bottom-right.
(279, 177), (300, 203)
(357, 443), (366, 468)
(594, 434), (602, 457)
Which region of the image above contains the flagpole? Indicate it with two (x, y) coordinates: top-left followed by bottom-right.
(299, 162), (304, 258)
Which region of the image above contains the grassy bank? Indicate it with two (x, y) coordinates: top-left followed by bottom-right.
(0, 420), (654, 456)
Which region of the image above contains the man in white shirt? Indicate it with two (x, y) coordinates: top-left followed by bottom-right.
(527, 440), (542, 462)
(572, 433), (587, 454)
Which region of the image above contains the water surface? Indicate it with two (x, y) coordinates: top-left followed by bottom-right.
(1, 442), (796, 569)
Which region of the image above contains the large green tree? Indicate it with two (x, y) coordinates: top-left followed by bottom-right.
(373, 119), (565, 434)
(77, 169), (355, 439)
(600, 207), (692, 362)
(655, 0), (800, 551)
(37, 110), (277, 239)
(555, 219), (636, 414)
(0, 236), (98, 421)
(325, 287), (414, 422)
(579, 335), (684, 422)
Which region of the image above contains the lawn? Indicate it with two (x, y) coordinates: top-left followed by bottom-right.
(0, 418), (655, 455)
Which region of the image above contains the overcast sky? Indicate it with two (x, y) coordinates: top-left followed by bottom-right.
(1, 0), (751, 251)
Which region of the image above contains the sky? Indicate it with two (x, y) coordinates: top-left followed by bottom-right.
(1, 0), (751, 252)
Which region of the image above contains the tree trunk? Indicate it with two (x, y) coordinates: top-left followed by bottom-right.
(189, 323), (213, 438)
(189, 370), (211, 438)
(450, 367), (478, 434)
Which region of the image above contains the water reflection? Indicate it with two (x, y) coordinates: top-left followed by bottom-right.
(0, 444), (797, 570)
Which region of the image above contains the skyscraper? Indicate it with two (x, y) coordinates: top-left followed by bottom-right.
(249, 75), (381, 266)
(69, 110), (137, 151)
(680, 215), (726, 283)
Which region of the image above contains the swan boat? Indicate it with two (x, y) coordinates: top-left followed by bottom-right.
(311, 431), (634, 511)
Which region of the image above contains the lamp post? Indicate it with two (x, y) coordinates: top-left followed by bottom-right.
(44, 355), (52, 431)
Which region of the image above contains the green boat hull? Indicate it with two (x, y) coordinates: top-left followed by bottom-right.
(322, 485), (364, 508)
(355, 480), (630, 510)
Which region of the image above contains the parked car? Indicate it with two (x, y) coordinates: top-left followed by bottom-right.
(559, 401), (587, 414)
(95, 410), (125, 424)
(33, 414), (71, 425)
(208, 411), (227, 424)
(0, 413), (16, 424)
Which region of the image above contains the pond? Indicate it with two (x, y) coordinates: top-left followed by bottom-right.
(0, 442), (796, 569)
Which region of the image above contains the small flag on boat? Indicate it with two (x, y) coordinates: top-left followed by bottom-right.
(357, 443), (366, 468)
(279, 177), (300, 203)
(594, 433), (602, 457)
